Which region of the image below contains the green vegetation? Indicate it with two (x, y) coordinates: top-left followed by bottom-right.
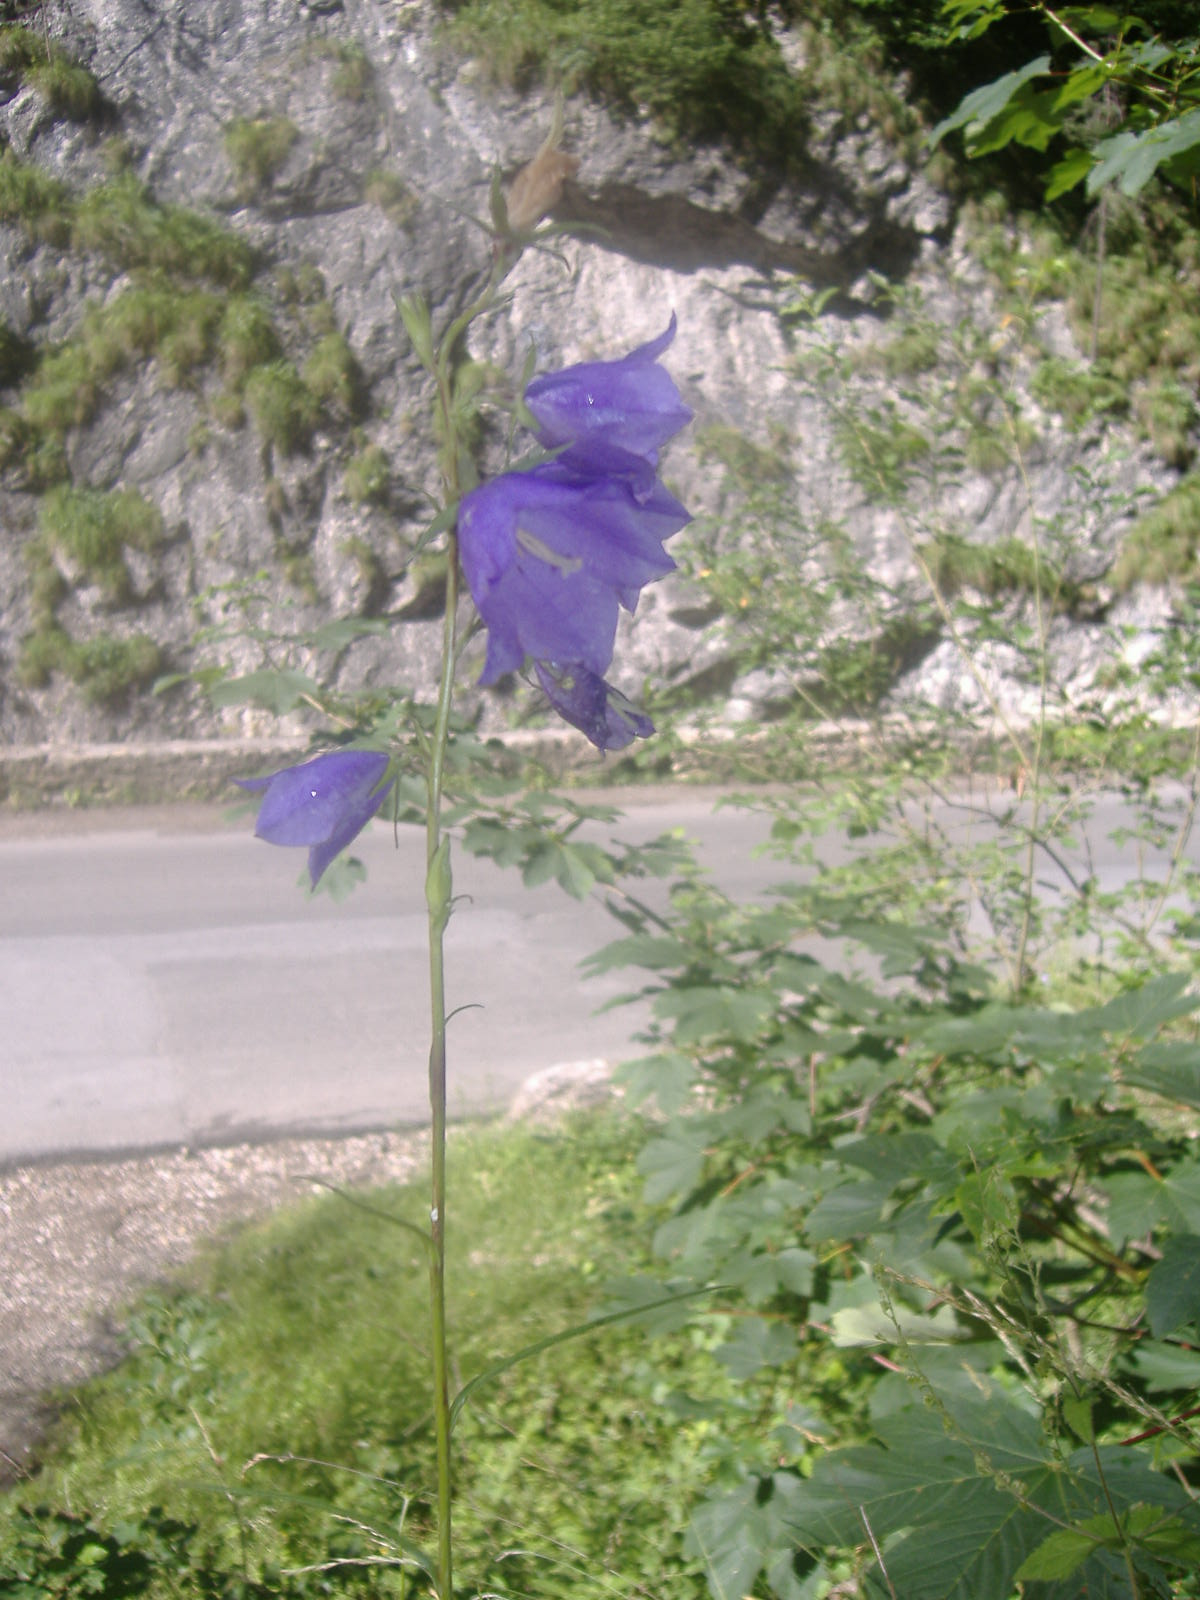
(1112, 471), (1200, 588)
(18, 625), (163, 704)
(364, 167), (418, 227)
(71, 172), (255, 287)
(244, 360), (321, 454)
(223, 114), (300, 199)
(343, 442), (391, 506)
(1, 1118), (756, 1598)
(38, 484), (162, 600)
(437, 0), (833, 169)
(302, 331), (362, 415)
(0, 23), (102, 120)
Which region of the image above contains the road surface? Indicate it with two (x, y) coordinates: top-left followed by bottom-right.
(2, 781), (1195, 1165)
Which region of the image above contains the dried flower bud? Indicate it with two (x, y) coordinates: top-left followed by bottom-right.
(505, 144), (579, 233)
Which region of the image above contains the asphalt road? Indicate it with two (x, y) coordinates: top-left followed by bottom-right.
(3, 781), (1195, 1166)
(0, 791), (776, 1165)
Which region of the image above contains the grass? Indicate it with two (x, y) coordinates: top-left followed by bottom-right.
(0, 23), (103, 121)
(1, 1114), (752, 1600)
(224, 115), (300, 199)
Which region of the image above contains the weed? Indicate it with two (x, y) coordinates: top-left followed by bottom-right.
(18, 624), (163, 703)
(39, 484), (162, 600)
(71, 174), (255, 287)
(243, 360), (319, 454)
(223, 115), (299, 199)
(0, 147), (71, 244)
(218, 294), (281, 388)
(302, 331), (362, 415)
(343, 443), (390, 506)
(0, 23), (102, 120)
(329, 41), (374, 101)
(916, 530), (1064, 601)
(1111, 471), (1200, 588)
(364, 167), (418, 226)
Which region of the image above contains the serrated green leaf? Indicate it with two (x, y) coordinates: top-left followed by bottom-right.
(929, 55), (1051, 149)
(1125, 1040), (1200, 1111)
(1146, 1234), (1200, 1338)
(1092, 972), (1199, 1039)
(715, 1317), (798, 1377)
(582, 932), (693, 976)
(686, 1480), (769, 1600)
(637, 1132), (706, 1205)
(1102, 1158), (1200, 1244)
(209, 667), (323, 713)
(1015, 1524), (1095, 1582)
(654, 985), (773, 1045)
(1089, 108), (1200, 196)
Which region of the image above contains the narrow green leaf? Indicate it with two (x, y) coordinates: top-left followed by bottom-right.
(395, 291), (434, 369)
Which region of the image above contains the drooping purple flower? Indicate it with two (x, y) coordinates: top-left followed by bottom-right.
(535, 661), (654, 751)
(458, 459), (689, 686)
(236, 750), (393, 886)
(458, 316), (692, 751)
(524, 314), (693, 467)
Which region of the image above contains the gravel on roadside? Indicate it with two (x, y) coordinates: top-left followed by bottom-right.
(0, 1128), (429, 1487)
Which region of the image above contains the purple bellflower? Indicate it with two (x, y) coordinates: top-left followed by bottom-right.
(457, 316), (692, 750)
(236, 749), (393, 887)
(525, 314), (693, 467)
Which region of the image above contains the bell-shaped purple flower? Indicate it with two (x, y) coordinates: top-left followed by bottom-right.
(524, 314), (693, 468)
(236, 750), (393, 886)
(458, 459), (689, 686)
(535, 662), (654, 751)
(458, 315), (692, 751)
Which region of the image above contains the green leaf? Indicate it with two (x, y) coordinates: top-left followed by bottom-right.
(1045, 144), (1095, 199)
(686, 1480), (769, 1600)
(929, 55), (1051, 150)
(1146, 1234), (1200, 1338)
(395, 290), (433, 369)
(715, 1317), (798, 1377)
(304, 616), (388, 651)
(637, 1131), (706, 1205)
(1089, 108), (1200, 197)
(1092, 972), (1199, 1039)
(1126, 1040), (1200, 1111)
(1102, 1158), (1200, 1244)
(654, 984), (774, 1044)
(208, 667), (322, 713)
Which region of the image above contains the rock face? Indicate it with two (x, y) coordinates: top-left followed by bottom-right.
(0, 0), (1187, 763)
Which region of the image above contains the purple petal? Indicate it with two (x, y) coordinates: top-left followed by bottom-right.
(524, 314), (692, 463)
(236, 750), (392, 884)
(458, 466), (688, 686)
(535, 662), (655, 751)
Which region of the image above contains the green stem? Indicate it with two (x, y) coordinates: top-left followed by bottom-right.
(425, 536), (458, 1600)
(421, 256), (506, 1599)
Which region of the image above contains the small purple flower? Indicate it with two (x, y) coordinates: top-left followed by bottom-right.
(525, 314), (693, 466)
(535, 662), (654, 751)
(236, 750), (393, 886)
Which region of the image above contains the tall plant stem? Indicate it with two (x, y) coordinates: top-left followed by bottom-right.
(416, 257), (508, 1599)
(424, 527), (459, 1600)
